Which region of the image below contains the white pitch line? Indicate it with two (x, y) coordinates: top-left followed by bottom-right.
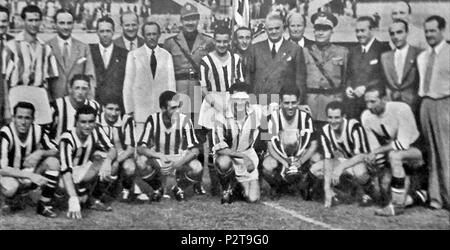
(263, 202), (343, 230)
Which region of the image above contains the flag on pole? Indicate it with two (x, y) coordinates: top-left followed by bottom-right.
(233, 0), (250, 28)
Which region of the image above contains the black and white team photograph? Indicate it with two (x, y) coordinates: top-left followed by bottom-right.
(0, 0), (449, 232)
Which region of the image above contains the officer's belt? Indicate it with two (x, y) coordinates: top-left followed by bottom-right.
(307, 86), (344, 95)
(175, 72), (199, 80)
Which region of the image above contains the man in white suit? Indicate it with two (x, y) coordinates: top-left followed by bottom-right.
(123, 21), (176, 136)
(417, 15), (450, 210)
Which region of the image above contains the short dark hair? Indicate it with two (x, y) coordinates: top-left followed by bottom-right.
(325, 101), (345, 116)
(97, 16), (115, 31)
(75, 105), (97, 122)
(159, 91), (177, 109)
(0, 5), (10, 19)
(234, 26), (252, 37)
(365, 84), (386, 98)
(141, 21), (161, 35)
(357, 16), (376, 29)
(400, 0), (412, 14)
(70, 74), (91, 87)
(53, 8), (73, 23)
(214, 26), (231, 39)
(280, 84), (301, 100)
(103, 96), (121, 107)
(120, 11), (139, 25)
(425, 15), (446, 30)
(229, 81), (251, 94)
(21, 5), (42, 20)
(392, 18), (409, 32)
(13, 102), (35, 117)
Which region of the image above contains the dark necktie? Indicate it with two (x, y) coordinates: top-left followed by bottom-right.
(150, 49), (157, 79)
(271, 43), (276, 59)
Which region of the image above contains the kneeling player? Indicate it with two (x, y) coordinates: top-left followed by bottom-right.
(212, 83), (265, 204)
(98, 99), (137, 202)
(309, 101), (372, 207)
(262, 85), (318, 200)
(362, 86), (427, 216)
(136, 91), (202, 202)
(60, 105), (117, 219)
(0, 102), (60, 217)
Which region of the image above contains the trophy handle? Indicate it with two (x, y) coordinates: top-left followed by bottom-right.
(271, 136), (288, 158)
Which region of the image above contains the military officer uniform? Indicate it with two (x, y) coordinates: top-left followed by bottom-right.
(305, 13), (348, 122)
(163, 3), (214, 123)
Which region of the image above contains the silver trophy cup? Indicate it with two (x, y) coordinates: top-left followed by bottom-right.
(279, 129), (302, 176)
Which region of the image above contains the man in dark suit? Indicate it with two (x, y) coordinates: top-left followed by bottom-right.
(346, 16), (390, 119)
(381, 19), (422, 114)
(246, 12), (307, 104)
(113, 11), (144, 51)
(90, 16), (128, 111)
(287, 12), (314, 49)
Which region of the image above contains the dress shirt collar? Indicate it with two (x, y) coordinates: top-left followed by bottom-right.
(361, 37), (376, 53)
(268, 38), (284, 53)
(123, 36), (138, 50)
(432, 39), (446, 54)
(57, 35), (72, 50)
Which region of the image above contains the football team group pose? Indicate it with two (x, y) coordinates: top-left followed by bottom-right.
(0, 1), (449, 221)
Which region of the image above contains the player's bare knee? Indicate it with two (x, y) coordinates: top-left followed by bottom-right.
(43, 157), (60, 171)
(353, 163), (370, 184)
(188, 159), (203, 175)
(215, 155), (232, 172)
(122, 159), (136, 176)
(0, 177), (19, 197)
(262, 156), (278, 175)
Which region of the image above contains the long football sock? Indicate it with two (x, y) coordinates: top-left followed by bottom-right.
(39, 170), (59, 204)
(391, 177), (406, 206)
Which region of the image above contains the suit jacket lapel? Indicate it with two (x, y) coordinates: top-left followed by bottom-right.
(92, 44), (106, 72)
(385, 52), (398, 86)
(137, 47), (149, 74)
(401, 46), (415, 82)
(67, 40), (81, 73)
(105, 45), (119, 72)
(117, 36), (126, 49)
(49, 38), (65, 70)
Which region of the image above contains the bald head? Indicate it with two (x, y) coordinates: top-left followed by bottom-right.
(391, 1), (411, 22)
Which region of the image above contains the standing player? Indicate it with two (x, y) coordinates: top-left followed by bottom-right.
(0, 102), (60, 217)
(262, 85), (318, 200)
(136, 91), (202, 202)
(309, 101), (372, 207)
(60, 105), (117, 219)
(212, 83), (265, 204)
(199, 26), (244, 97)
(361, 85), (427, 216)
(50, 74), (101, 141)
(199, 26), (244, 196)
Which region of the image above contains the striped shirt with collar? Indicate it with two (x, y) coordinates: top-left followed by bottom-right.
(4, 31), (58, 88)
(212, 105), (265, 153)
(138, 112), (198, 156)
(267, 108), (315, 158)
(59, 126), (113, 174)
(0, 123), (57, 169)
(321, 118), (369, 159)
(199, 51), (243, 92)
(50, 96), (101, 141)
